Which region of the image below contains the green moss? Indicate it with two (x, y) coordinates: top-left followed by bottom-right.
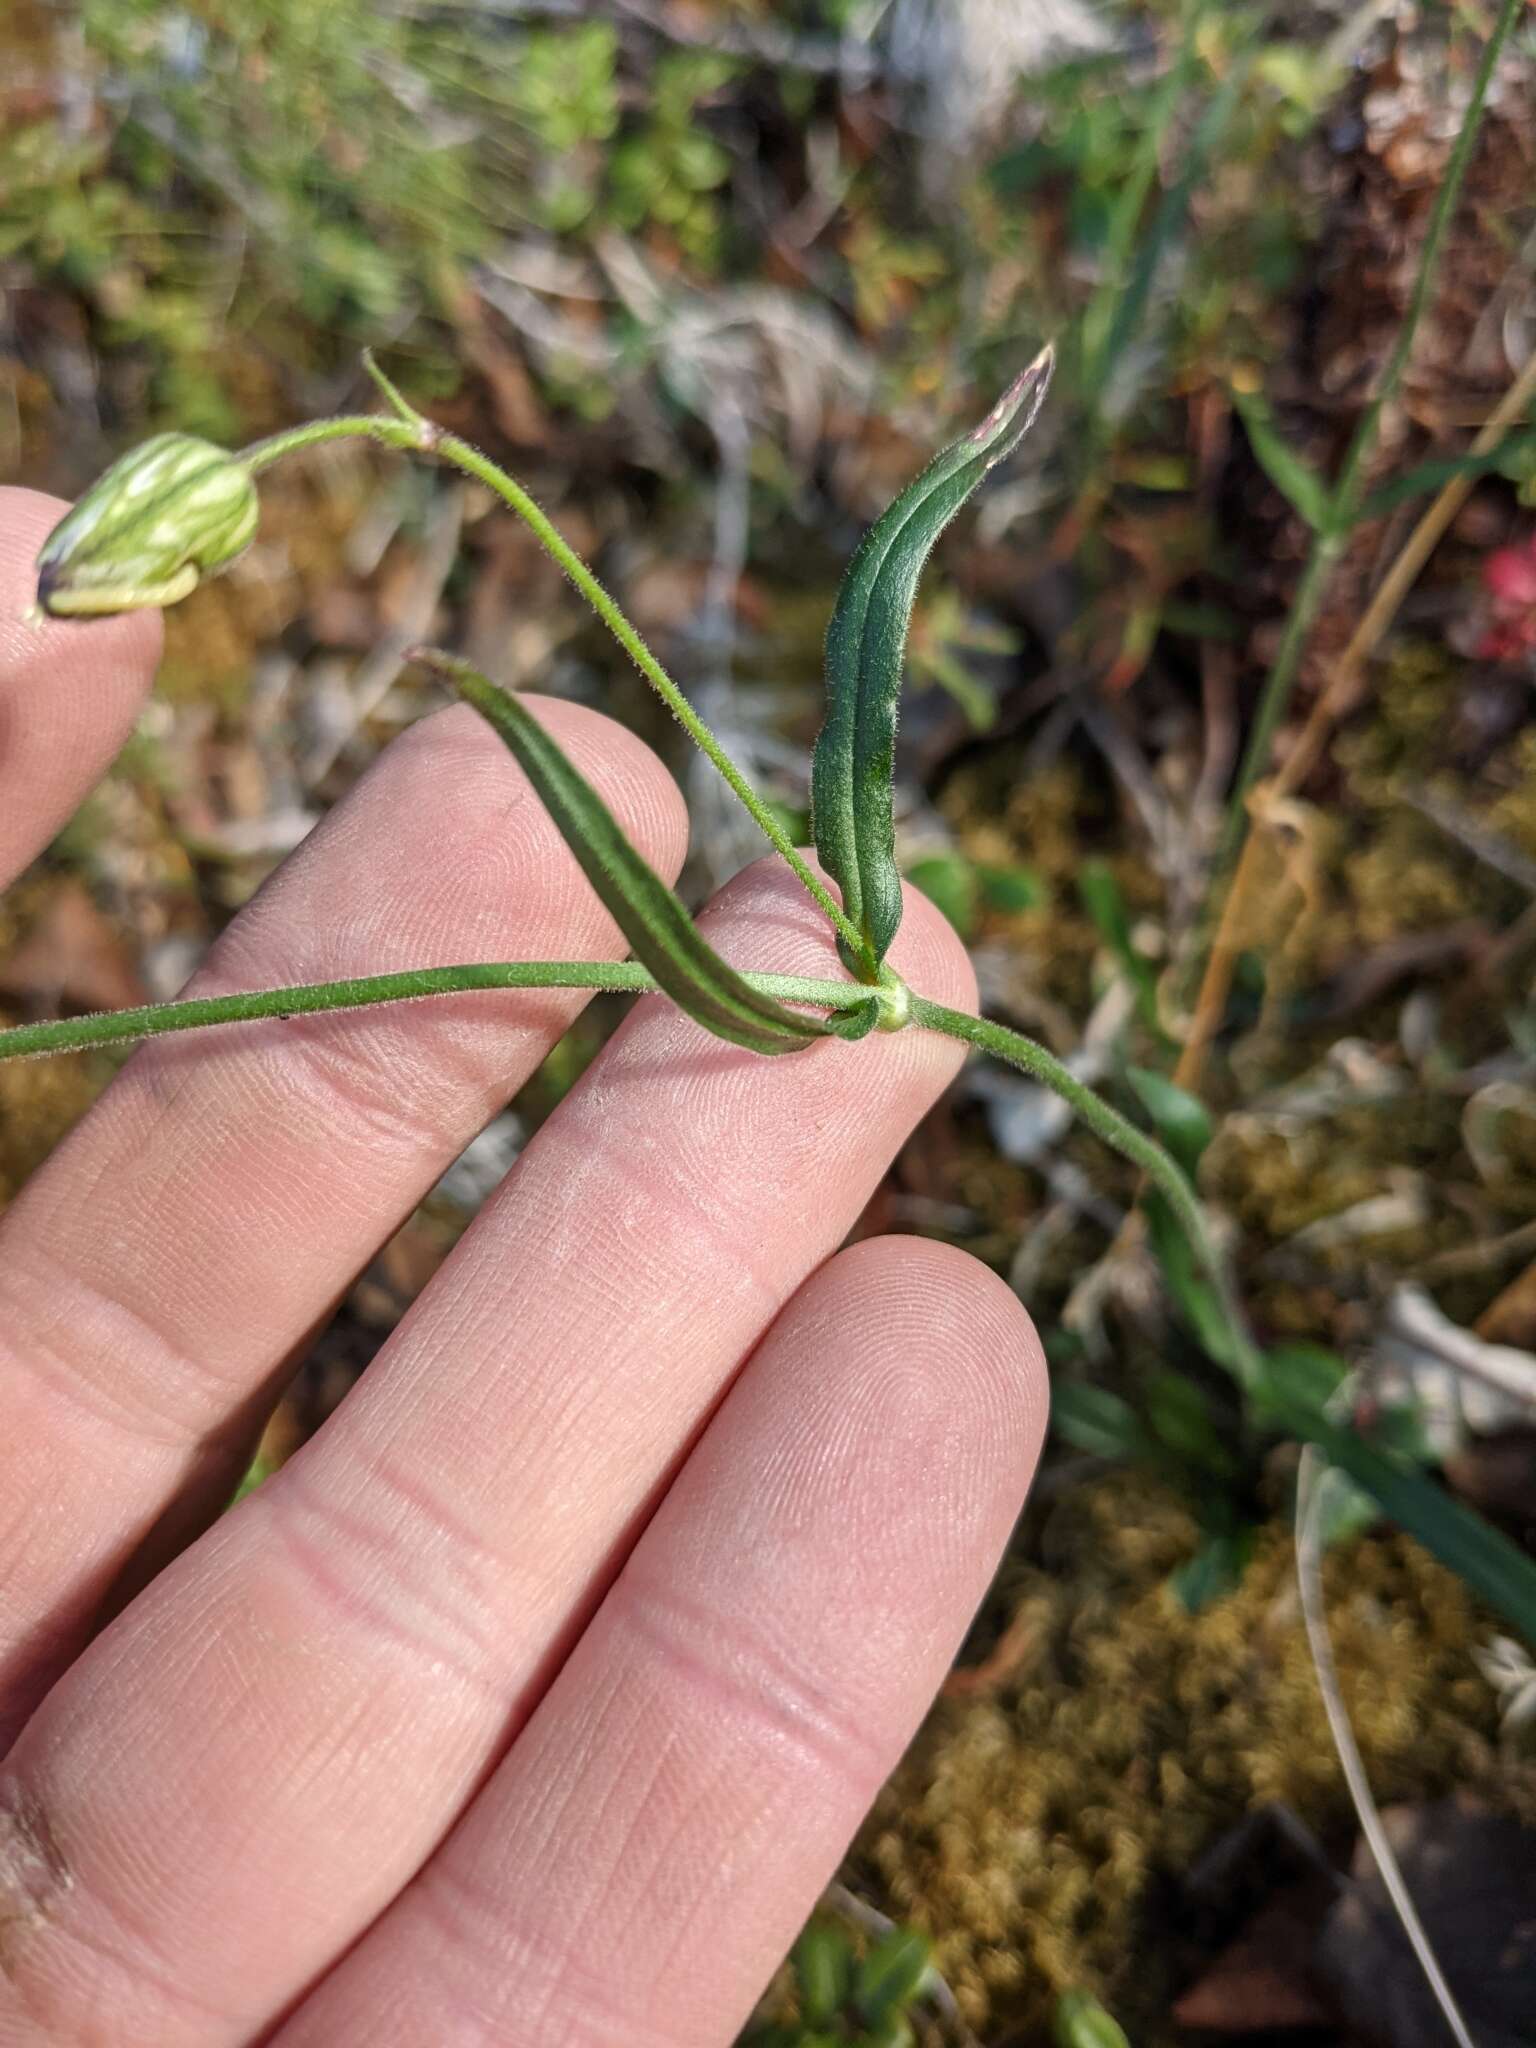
(1488, 728), (1536, 861)
(856, 1471), (1519, 2041)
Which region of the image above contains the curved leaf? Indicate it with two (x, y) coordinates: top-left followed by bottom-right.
(812, 349), (1054, 974)
(1053, 1990), (1132, 2048)
(1231, 386), (1331, 532)
(793, 1922), (854, 2025)
(1050, 1382), (1150, 1462)
(1360, 430), (1536, 519)
(434, 657), (829, 1056)
(1126, 1065), (1213, 1178)
(853, 1927), (931, 2025)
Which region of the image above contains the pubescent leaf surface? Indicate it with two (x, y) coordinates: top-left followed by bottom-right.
(812, 348), (1054, 975)
(446, 661), (835, 1056)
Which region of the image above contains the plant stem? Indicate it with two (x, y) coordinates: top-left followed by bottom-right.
(1326, 0), (1521, 533)
(0, 963), (872, 1064)
(1174, 347), (1536, 1090)
(1201, 0), (1522, 908)
(1212, 536), (1338, 870)
(1296, 1449), (1479, 2048)
(910, 996), (1263, 1394)
(239, 414), (867, 963)
(916, 1000), (1536, 1637)
(1080, 0), (1205, 404)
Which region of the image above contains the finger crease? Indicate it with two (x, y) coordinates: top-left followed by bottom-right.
(611, 1570), (886, 1794)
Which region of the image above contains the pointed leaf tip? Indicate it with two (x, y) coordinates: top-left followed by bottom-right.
(964, 344), (1055, 450)
(812, 350), (1054, 975)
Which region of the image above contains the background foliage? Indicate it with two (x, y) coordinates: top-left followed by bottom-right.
(3, 2), (1536, 2041)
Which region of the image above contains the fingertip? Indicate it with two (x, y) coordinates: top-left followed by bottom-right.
(0, 488), (164, 886)
(0, 488), (164, 692)
(799, 1233), (1049, 1529)
(832, 1229), (1044, 1367)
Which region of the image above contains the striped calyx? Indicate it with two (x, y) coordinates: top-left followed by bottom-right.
(35, 434), (259, 617)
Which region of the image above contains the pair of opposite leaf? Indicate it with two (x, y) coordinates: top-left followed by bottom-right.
(33, 349), (1055, 1056)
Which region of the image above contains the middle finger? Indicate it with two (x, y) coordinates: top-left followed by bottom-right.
(0, 863), (975, 2047)
(0, 697), (686, 1730)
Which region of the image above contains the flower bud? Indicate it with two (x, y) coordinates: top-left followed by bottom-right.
(35, 433), (259, 617)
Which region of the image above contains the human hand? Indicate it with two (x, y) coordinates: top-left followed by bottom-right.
(0, 486), (1045, 2046)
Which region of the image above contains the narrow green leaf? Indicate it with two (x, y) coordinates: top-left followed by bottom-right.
(1051, 1382), (1150, 1461)
(853, 1928), (930, 2025)
(1255, 1342), (1350, 1422)
(793, 1922), (853, 2025)
(1143, 1190), (1244, 1372)
(1127, 1066), (1212, 1179)
(1145, 1371), (1239, 1480)
(1077, 860), (1162, 1037)
(433, 657), (827, 1057)
(823, 994), (883, 1041)
(812, 348), (1055, 974)
(1359, 430), (1536, 519)
(1053, 1988), (1133, 2048)
(1267, 1395), (1536, 1642)
(1171, 1527), (1257, 1611)
(906, 854), (980, 940)
(1231, 386), (1332, 532)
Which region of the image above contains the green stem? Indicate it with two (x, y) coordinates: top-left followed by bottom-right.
(8, 961), (1534, 1634)
(240, 414), (867, 963)
(1213, 535), (1338, 870)
(1080, 0), (1204, 407)
(1326, 0), (1522, 532)
(916, 1000), (1536, 1639)
(911, 996), (1264, 1394)
(1206, 0), (1522, 909)
(0, 963), (872, 1064)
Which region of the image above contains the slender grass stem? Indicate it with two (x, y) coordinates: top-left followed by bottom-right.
(0, 963), (873, 1064)
(1079, 0), (1205, 409)
(1197, 0), (1523, 938)
(1212, 537), (1338, 871)
(1325, 0), (1522, 532)
(910, 996), (1264, 1394)
(1177, 347), (1536, 1086)
(239, 413), (869, 965)
(1297, 1450), (1478, 2048)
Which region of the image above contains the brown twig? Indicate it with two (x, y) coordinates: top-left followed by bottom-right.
(1174, 347), (1536, 1093)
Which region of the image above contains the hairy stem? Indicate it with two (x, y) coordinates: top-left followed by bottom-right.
(239, 413), (866, 961)
(0, 963), (872, 1064)
(910, 997), (1263, 1393)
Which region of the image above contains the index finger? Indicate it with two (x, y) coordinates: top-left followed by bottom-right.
(0, 489), (163, 888)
